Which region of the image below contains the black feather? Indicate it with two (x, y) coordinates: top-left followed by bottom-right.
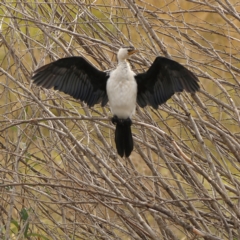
(115, 124), (125, 157)
(112, 117), (133, 158)
(31, 57), (108, 107)
(135, 56), (200, 108)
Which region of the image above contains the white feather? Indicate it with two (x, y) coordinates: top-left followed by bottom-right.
(107, 60), (137, 119)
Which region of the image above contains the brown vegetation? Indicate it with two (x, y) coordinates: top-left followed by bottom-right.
(0, 0), (240, 239)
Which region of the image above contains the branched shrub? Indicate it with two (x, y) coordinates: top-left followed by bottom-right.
(0, 1), (240, 239)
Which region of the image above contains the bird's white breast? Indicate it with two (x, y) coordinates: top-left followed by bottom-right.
(106, 62), (137, 119)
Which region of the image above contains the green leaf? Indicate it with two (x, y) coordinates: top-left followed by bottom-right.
(11, 219), (20, 229)
(20, 208), (28, 221)
(24, 223), (29, 237)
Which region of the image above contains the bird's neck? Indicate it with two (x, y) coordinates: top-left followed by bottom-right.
(117, 59), (130, 70)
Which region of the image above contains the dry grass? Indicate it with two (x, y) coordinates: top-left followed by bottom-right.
(0, 0), (240, 239)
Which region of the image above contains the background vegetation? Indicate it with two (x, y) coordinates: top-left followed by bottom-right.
(0, 0), (240, 239)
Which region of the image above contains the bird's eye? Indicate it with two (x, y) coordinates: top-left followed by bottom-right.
(127, 48), (134, 52)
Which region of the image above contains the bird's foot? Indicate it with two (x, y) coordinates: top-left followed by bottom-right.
(111, 116), (132, 126)
(124, 117), (132, 126)
(111, 115), (119, 125)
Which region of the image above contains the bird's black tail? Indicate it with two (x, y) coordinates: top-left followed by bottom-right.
(112, 116), (133, 157)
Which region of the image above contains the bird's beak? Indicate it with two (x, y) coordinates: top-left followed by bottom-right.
(128, 49), (138, 55)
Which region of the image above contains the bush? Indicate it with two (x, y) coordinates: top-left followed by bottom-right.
(0, 1), (239, 239)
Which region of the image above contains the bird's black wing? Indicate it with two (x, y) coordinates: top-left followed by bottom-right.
(32, 57), (109, 107)
(135, 56), (200, 109)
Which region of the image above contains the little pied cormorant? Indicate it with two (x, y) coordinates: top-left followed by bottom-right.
(32, 46), (200, 157)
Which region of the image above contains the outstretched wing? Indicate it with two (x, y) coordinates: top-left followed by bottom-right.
(32, 57), (109, 107)
(135, 56), (200, 109)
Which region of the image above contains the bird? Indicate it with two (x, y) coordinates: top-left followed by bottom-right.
(32, 46), (200, 157)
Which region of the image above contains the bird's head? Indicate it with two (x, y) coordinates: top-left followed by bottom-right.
(117, 46), (138, 62)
